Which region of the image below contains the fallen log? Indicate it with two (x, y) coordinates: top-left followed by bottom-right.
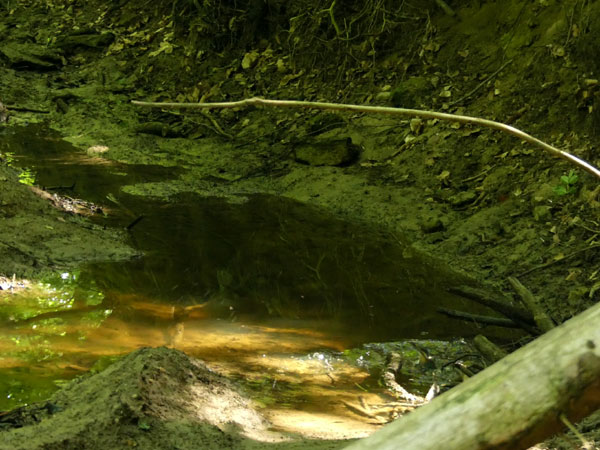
(344, 301), (600, 450)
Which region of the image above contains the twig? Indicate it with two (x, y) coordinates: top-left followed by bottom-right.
(564, 3), (577, 48)
(449, 59), (513, 106)
(437, 307), (520, 328)
(461, 164), (495, 183)
(560, 413), (594, 449)
(448, 286), (535, 327)
(126, 215), (144, 231)
(508, 277), (555, 333)
(131, 97), (600, 179)
(200, 111), (233, 139)
(473, 335), (508, 363)
(0, 239), (41, 263)
(46, 182), (76, 191)
(384, 352), (425, 404)
(12, 304), (101, 324)
(323, 0), (342, 36)
(5, 105), (51, 114)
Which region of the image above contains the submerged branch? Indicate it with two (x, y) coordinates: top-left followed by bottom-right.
(131, 97), (600, 180)
(437, 307), (520, 328)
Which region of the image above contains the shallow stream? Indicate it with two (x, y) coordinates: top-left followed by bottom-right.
(0, 125), (514, 436)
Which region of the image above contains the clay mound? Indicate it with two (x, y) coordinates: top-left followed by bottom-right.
(0, 347), (288, 450)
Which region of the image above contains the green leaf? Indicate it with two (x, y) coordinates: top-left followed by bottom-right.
(554, 185), (568, 196)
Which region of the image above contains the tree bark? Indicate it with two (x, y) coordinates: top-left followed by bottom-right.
(344, 302), (600, 450)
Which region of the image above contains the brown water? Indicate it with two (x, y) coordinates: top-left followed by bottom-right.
(0, 125), (514, 435)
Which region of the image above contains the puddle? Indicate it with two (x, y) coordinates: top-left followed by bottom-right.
(0, 124), (182, 206)
(0, 125), (518, 436)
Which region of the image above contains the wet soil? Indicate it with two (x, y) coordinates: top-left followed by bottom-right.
(1, 0), (600, 448)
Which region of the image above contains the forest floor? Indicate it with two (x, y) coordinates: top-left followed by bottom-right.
(1, 0), (600, 448)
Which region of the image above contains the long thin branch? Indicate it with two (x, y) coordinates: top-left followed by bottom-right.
(437, 307), (520, 328)
(131, 97), (600, 179)
(449, 59), (512, 106)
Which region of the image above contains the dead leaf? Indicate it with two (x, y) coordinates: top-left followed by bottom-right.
(565, 268), (581, 281)
(437, 170), (450, 182)
(241, 50), (259, 70)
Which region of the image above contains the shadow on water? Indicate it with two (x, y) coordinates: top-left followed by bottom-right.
(87, 192), (484, 342)
(0, 123), (183, 205)
(0, 125), (517, 433)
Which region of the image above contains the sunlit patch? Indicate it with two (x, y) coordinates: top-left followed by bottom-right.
(86, 145), (109, 155)
(264, 409), (378, 439)
(0, 276), (392, 436)
(0, 269), (469, 439)
(0, 275), (29, 292)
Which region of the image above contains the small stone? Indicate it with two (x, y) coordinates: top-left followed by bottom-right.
(241, 50), (259, 69)
(294, 137), (361, 167)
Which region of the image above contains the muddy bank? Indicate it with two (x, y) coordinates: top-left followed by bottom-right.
(0, 162), (136, 279)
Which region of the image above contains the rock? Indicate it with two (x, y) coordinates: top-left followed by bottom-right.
(531, 183), (556, 203)
(135, 121), (186, 138)
(390, 77), (432, 108)
(0, 101), (8, 123)
(568, 285), (589, 308)
(481, 166), (513, 192)
(294, 137), (361, 167)
(305, 112), (345, 135)
(54, 32), (115, 53)
(375, 91), (392, 101)
(0, 42), (62, 70)
(421, 216), (445, 233)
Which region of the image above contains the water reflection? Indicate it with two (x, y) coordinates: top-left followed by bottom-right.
(85, 193), (482, 342)
(0, 124), (183, 206)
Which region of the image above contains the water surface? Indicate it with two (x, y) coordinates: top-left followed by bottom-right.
(0, 125), (513, 435)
